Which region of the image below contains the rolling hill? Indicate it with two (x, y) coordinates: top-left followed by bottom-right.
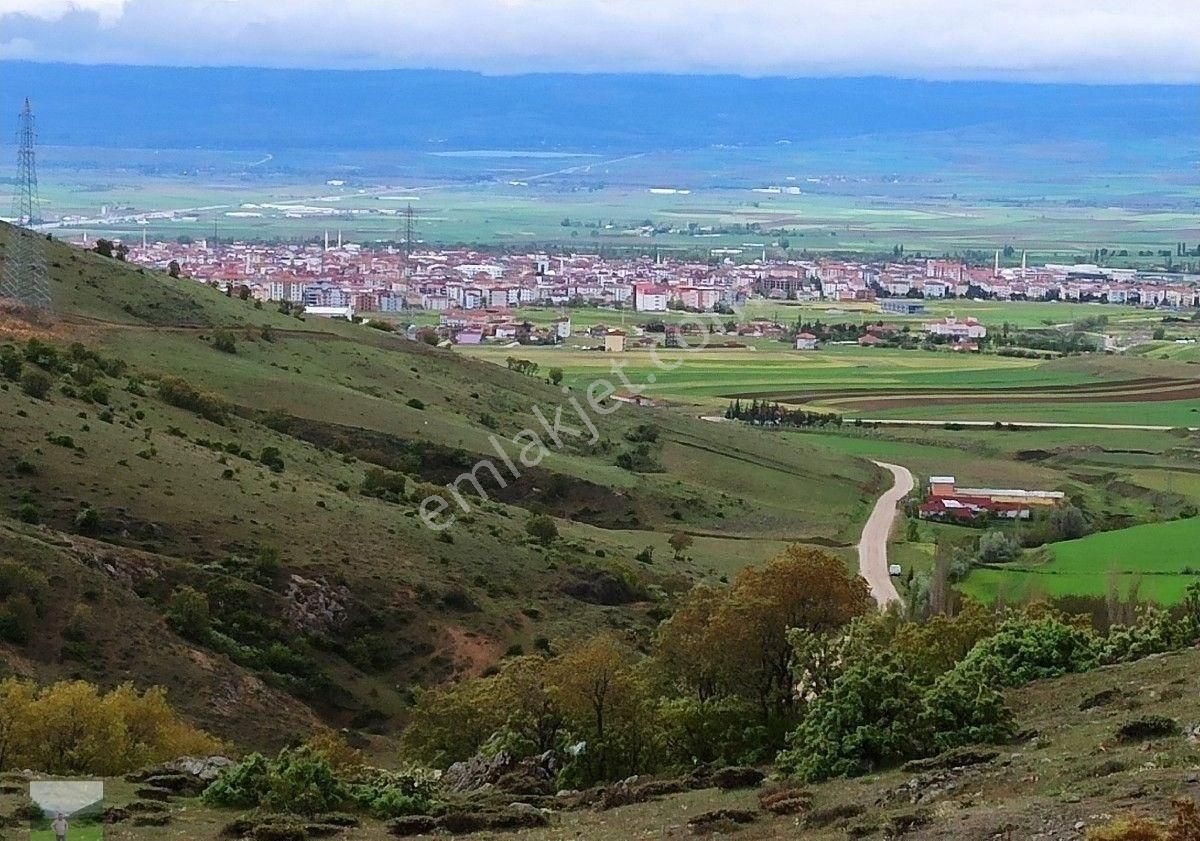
(0, 222), (879, 750)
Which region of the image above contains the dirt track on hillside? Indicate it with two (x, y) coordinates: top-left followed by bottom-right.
(858, 462), (913, 608)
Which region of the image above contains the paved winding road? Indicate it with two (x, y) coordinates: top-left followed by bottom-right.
(858, 461), (914, 608)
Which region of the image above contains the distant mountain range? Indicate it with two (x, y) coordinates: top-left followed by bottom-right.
(1, 62), (1195, 152)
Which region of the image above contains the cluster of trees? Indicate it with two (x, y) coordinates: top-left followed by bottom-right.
(2, 339), (126, 405)
(0, 679), (220, 775)
(788, 319), (903, 344)
(401, 545), (1200, 789)
(724, 399), (841, 428)
(402, 548), (872, 785)
(504, 357), (539, 376)
(997, 330), (1100, 355)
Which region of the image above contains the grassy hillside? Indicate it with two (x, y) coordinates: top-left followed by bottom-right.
(5, 643), (1199, 840)
(0, 223), (877, 749)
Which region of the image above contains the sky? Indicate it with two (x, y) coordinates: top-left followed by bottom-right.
(0, 0), (1197, 83)
(29, 781), (104, 816)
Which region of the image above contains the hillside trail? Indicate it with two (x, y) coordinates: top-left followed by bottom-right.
(858, 461), (914, 608)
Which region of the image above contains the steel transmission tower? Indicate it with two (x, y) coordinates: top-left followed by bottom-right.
(403, 203), (416, 277)
(0, 98), (50, 311)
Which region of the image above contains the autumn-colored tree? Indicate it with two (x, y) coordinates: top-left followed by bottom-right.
(549, 634), (654, 784)
(0, 679), (33, 770)
(401, 673), (505, 767)
(491, 655), (565, 757)
(668, 531), (693, 560)
(24, 681), (126, 775)
(655, 585), (726, 701)
(0, 679), (219, 775)
(101, 684), (220, 772)
(304, 729), (365, 771)
(891, 599), (998, 681)
(709, 546), (872, 724)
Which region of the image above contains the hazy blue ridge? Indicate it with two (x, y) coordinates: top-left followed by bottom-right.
(2, 62), (1197, 151)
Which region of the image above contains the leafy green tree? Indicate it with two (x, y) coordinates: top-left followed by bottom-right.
(779, 648), (925, 782)
(918, 658), (1015, 752)
(167, 586), (212, 641)
(959, 614), (1099, 687)
(977, 530), (1020, 564)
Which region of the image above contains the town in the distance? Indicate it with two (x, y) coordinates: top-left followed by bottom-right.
(115, 233), (1200, 347)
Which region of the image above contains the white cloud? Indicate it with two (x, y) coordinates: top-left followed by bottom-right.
(0, 0), (127, 24)
(1, 0), (1198, 82)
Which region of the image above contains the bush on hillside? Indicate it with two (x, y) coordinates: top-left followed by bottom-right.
(959, 614), (1099, 686)
(259, 446), (286, 473)
(167, 585), (212, 641)
(525, 514), (559, 546)
(19, 368), (52, 399)
(0, 345), (23, 380)
(157, 376), (230, 424)
(203, 746), (438, 819)
(0, 559), (48, 644)
(212, 329), (238, 354)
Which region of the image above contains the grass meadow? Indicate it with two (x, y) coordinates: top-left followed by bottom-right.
(960, 517), (1200, 605)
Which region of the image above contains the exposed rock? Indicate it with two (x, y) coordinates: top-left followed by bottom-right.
(386, 815), (437, 836)
(129, 755), (235, 785)
(710, 765), (765, 790)
(102, 807), (130, 824)
(901, 747), (999, 773)
(437, 805), (550, 833)
(442, 750), (558, 795)
(285, 574), (349, 634)
(596, 778), (688, 810)
(687, 809), (758, 834)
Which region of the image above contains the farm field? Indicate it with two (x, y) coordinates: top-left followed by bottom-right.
(460, 339), (1200, 427)
(960, 517), (1200, 604)
(388, 298), (1178, 334)
(30, 125), (1200, 268)
(732, 420), (1200, 605)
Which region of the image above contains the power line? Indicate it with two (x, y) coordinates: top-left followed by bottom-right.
(0, 98), (51, 311)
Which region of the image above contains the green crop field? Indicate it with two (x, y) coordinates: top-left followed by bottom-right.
(960, 517), (1200, 605)
(459, 338), (1200, 427)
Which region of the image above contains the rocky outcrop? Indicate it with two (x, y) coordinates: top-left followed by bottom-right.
(442, 750), (559, 795)
(285, 574), (349, 633)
